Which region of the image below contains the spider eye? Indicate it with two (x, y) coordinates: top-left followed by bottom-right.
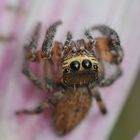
(70, 61), (80, 71)
(64, 68), (70, 73)
(93, 65), (98, 70)
(82, 59), (92, 69)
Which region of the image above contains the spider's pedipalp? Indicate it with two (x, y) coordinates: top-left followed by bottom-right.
(42, 20), (62, 57)
(63, 31), (72, 49)
(84, 29), (96, 46)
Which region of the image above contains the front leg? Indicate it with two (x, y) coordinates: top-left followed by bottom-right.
(24, 21), (62, 62)
(23, 21), (63, 91)
(24, 22), (46, 62)
(41, 20), (62, 58)
(91, 25), (124, 64)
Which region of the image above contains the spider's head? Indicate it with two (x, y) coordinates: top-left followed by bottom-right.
(62, 54), (98, 86)
(62, 32), (99, 87)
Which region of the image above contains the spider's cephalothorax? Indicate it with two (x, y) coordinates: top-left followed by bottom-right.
(63, 54), (98, 86)
(16, 21), (124, 135)
(62, 39), (98, 87)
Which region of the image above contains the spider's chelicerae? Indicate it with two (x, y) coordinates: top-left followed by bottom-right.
(16, 21), (124, 135)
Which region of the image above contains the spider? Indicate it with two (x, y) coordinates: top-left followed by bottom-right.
(16, 20), (124, 135)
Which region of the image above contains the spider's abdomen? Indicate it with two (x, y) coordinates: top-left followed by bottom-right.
(52, 88), (92, 135)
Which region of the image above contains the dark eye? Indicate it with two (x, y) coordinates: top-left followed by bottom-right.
(93, 65), (98, 70)
(64, 68), (70, 73)
(70, 61), (80, 71)
(82, 59), (92, 69)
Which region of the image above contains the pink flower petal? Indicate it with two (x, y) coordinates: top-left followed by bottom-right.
(0, 0), (140, 140)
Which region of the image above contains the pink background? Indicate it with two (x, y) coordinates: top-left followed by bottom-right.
(0, 0), (140, 140)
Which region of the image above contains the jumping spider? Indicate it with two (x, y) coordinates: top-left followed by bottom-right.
(16, 21), (124, 135)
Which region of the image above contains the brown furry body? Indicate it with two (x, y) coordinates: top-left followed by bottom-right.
(53, 88), (92, 134)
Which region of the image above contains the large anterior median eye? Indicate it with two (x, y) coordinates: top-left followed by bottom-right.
(70, 61), (80, 71)
(82, 59), (92, 69)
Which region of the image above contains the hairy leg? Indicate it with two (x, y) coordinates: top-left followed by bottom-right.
(22, 21), (63, 91)
(22, 60), (50, 91)
(84, 29), (96, 48)
(24, 20), (62, 62)
(98, 65), (122, 87)
(90, 88), (107, 114)
(24, 23), (42, 61)
(15, 91), (64, 115)
(42, 21), (62, 57)
(15, 100), (50, 115)
(41, 21), (63, 90)
(91, 25), (124, 64)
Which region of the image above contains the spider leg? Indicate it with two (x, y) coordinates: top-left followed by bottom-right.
(84, 29), (96, 46)
(88, 25), (123, 87)
(23, 21), (63, 91)
(15, 100), (50, 115)
(15, 91), (64, 115)
(24, 21), (62, 62)
(42, 21), (62, 57)
(48, 91), (64, 105)
(91, 25), (124, 64)
(63, 31), (72, 48)
(26, 23), (41, 50)
(22, 60), (50, 91)
(42, 58), (66, 91)
(90, 88), (107, 114)
(24, 23), (43, 61)
(98, 65), (122, 87)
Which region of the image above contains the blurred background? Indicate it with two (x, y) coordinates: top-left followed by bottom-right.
(0, 0), (140, 140)
(109, 70), (140, 140)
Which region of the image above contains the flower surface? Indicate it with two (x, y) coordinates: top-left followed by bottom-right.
(0, 0), (140, 140)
